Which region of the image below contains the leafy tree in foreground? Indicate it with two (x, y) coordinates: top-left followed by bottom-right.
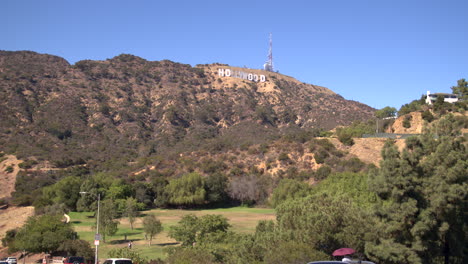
(276, 193), (373, 255)
(142, 214), (163, 245)
(13, 214), (76, 253)
(269, 179), (310, 208)
(367, 132), (467, 264)
(57, 239), (94, 261)
(311, 172), (380, 211)
(165, 247), (216, 264)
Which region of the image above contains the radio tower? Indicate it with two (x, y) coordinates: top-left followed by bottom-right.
(263, 33), (274, 72)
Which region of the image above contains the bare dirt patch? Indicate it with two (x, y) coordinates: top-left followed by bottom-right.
(389, 112), (424, 134)
(329, 137), (406, 166)
(0, 206), (34, 254)
(0, 155), (22, 199)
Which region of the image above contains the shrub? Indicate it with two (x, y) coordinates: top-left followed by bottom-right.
(337, 130), (354, 146)
(315, 166), (332, 180)
(278, 152), (290, 162)
(314, 149), (329, 164)
(403, 115), (412, 128)
(421, 110), (434, 123)
(398, 96), (425, 116)
(165, 247), (216, 264)
(5, 166), (14, 173)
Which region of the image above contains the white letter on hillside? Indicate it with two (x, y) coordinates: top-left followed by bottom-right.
(218, 68), (225, 77)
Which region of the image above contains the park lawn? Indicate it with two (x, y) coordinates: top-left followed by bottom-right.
(70, 207), (275, 261)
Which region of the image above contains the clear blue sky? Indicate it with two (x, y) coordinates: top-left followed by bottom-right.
(2, 0), (467, 109)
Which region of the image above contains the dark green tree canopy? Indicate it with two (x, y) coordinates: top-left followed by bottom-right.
(367, 131), (467, 264)
(375, 106), (397, 118)
(451, 78), (467, 100)
(169, 214), (230, 246)
(165, 172), (206, 206)
(13, 214), (76, 253)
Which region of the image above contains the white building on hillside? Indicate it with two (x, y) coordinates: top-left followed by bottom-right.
(426, 91), (459, 105)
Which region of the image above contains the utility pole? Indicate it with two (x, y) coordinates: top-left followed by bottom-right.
(80, 192), (100, 264)
(95, 193), (100, 264)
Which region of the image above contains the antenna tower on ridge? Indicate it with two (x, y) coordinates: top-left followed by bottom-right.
(263, 33), (274, 72)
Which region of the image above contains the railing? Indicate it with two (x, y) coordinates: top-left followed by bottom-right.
(362, 133), (420, 139)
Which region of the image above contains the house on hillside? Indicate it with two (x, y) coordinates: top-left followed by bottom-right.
(425, 91), (459, 105)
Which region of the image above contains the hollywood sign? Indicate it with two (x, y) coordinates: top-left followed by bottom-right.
(218, 68), (266, 82)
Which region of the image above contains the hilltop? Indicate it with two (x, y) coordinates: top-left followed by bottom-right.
(0, 50), (374, 169)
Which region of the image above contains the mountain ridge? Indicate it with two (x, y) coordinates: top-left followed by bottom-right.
(0, 50), (374, 168)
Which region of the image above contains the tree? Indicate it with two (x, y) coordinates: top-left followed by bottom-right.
(276, 193), (373, 255)
(142, 215), (163, 245)
(168, 214), (230, 246)
(125, 197), (139, 230)
(98, 199), (119, 242)
(13, 214), (76, 253)
(41, 176), (82, 211)
(228, 174), (268, 205)
(270, 179), (310, 208)
(165, 247), (216, 264)
(263, 241), (330, 264)
(205, 172), (229, 205)
(168, 214), (199, 246)
(57, 239), (94, 261)
(375, 106), (397, 118)
(451, 78), (467, 100)
(165, 173), (206, 206)
(367, 133), (468, 264)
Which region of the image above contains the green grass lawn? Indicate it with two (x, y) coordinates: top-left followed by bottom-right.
(70, 207), (275, 261)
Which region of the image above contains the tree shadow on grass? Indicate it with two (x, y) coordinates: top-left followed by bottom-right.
(108, 238), (142, 245)
(156, 242), (179, 246)
(71, 220), (82, 224)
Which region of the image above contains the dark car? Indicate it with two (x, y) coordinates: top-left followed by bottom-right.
(63, 257), (85, 264)
(308, 261), (376, 264)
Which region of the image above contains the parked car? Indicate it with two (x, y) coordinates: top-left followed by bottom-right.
(102, 259), (132, 264)
(63, 257), (85, 264)
(6, 257), (17, 264)
(1, 261), (9, 264)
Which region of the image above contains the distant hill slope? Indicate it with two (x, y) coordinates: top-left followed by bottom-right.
(0, 50), (374, 167)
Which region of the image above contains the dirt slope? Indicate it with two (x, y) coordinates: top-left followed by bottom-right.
(389, 112), (424, 134)
(329, 138), (406, 166)
(0, 206), (34, 249)
(0, 155), (22, 199)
